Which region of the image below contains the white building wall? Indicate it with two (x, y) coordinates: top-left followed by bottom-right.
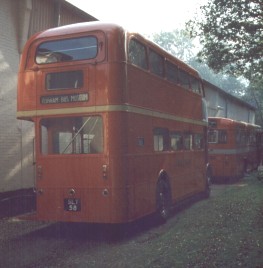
(0, 0), (96, 194)
(0, 0), (35, 192)
(204, 81), (255, 124)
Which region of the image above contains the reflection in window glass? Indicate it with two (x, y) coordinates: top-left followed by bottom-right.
(46, 71), (83, 90)
(154, 135), (164, 151)
(184, 133), (192, 150)
(170, 132), (183, 150)
(249, 132), (256, 145)
(208, 130), (218, 143)
(218, 130), (227, 144)
(178, 69), (190, 89)
(36, 36), (97, 64)
(191, 77), (201, 94)
(153, 128), (169, 151)
(149, 50), (164, 77)
(166, 61), (178, 84)
(128, 39), (147, 69)
(41, 116), (103, 154)
(194, 133), (204, 149)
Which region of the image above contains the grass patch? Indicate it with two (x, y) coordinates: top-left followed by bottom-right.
(138, 173), (263, 267)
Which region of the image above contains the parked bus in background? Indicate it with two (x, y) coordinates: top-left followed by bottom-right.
(208, 117), (261, 183)
(17, 22), (210, 224)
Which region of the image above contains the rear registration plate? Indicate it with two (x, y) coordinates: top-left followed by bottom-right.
(64, 198), (81, 212)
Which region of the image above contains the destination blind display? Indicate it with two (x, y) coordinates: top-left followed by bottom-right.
(41, 93), (88, 104)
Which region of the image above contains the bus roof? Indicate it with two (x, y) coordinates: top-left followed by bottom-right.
(209, 117), (261, 128)
(32, 21), (124, 39)
(26, 21), (200, 77)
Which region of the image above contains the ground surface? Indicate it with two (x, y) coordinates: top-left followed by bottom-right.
(0, 172), (262, 267)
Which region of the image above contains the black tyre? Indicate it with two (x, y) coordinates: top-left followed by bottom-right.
(156, 179), (172, 223)
(204, 167), (212, 198)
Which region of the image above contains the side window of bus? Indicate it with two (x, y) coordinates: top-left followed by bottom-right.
(191, 77), (201, 94)
(241, 130), (247, 145)
(218, 130), (227, 144)
(178, 69), (190, 89)
(249, 132), (256, 146)
(128, 39), (147, 69)
(184, 133), (193, 150)
(208, 130), (218, 143)
(236, 128), (241, 144)
(153, 128), (169, 151)
(170, 132), (183, 150)
(166, 61), (178, 84)
(149, 49), (164, 77)
(193, 133), (204, 149)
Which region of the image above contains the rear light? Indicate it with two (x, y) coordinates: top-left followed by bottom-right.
(102, 164), (107, 179)
(37, 165), (42, 179)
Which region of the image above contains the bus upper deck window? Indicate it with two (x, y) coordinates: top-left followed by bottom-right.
(128, 39), (147, 70)
(191, 77), (201, 94)
(178, 69), (191, 89)
(36, 36), (98, 64)
(149, 49), (164, 77)
(166, 61), (178, 84)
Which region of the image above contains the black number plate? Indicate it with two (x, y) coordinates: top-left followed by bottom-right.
(64, 198), (81, 212)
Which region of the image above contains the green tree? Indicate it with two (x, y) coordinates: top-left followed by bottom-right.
(187, 0), (263, 83)
(150, 30), (195, 62)
(242, 77), (263, 126)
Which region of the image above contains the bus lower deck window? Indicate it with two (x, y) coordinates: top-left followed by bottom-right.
(40, 116), (103, 154)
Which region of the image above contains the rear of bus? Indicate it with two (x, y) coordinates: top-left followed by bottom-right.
(17, 22), (129, 223)
(208, 118), (245, 182)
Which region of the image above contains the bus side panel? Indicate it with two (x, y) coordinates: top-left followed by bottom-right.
(126, 66), (202, 121)
(17, 71), (37, 113)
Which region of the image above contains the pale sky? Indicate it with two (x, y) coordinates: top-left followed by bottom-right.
(66, 0), (207, 35)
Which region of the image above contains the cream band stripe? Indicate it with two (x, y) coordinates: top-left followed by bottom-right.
(17, 104), (207, 126)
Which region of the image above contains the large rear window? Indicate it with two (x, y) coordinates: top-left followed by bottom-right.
(36, 36), (98, 64)
(41, 116), (103, 155)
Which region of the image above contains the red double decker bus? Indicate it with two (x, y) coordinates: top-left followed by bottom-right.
(208, 117), (260, 183)
(17, 22), (210, 224)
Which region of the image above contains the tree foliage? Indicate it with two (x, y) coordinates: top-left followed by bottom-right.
(242, 77), (263, 125)
(187, 0), (263, 82)
(150, 30), (248, 97)
(150, 30), (195, 62)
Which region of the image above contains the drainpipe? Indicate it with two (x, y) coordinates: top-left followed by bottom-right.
(18, 0), (32, 54)
(54, 0), (63, 27)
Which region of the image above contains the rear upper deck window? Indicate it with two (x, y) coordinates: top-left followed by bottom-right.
(36, 36), (98, 64)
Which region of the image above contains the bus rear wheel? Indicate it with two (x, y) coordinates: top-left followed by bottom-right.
(156, 179), (172, 223)
(204, 167), (212, 198)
